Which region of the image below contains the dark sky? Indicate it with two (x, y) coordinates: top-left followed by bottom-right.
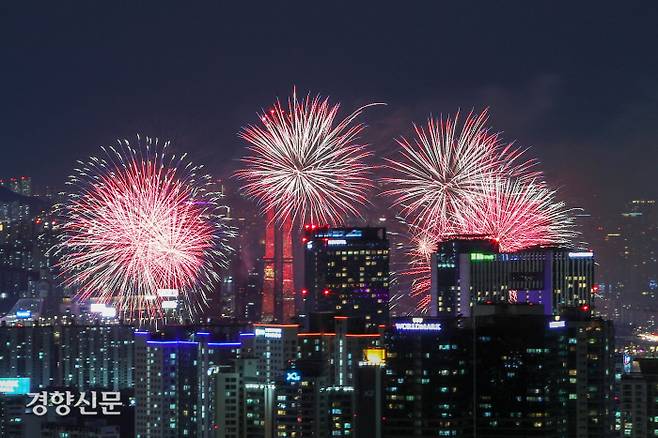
(1, 2), (657, 220)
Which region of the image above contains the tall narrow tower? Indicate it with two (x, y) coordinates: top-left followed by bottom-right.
(280, 218), (296, 322)
(262, 212), (296, 323)
(262, 212), (276, 322)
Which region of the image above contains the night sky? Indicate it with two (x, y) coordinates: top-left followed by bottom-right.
(1, 2), (657, 219)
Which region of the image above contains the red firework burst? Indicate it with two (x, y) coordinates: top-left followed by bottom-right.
(56, 137), (231, 323)
(387, 110), (578, 313)
(457, 178), (578, 252)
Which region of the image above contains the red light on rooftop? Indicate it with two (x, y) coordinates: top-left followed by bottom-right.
(323, 289), (330, 296)
(301, 289), (308, 296)
(580, 304), (590, 312)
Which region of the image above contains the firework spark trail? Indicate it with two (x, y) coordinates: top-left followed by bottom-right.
(387, 221), (440, 315)
(235, 89), (383, 226)
(384, 109), (538, 234)
(386, 109), (578, 313)
(457, 177), (579, 252)
(56, 137), (233, 323)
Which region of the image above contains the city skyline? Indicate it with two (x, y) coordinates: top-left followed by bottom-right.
(0, 3), (657, 437)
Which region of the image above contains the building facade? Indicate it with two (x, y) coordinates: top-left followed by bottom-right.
(303, 226), (390, 331)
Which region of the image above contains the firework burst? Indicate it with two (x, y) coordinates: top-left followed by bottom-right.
(386, 109), (579, 313)
(235, 90), (382, 225)
(406, 229), (439, 313)
(457, 177), (579, 252)
(56, 136), (233, 323)
(384, 109), (538, 233)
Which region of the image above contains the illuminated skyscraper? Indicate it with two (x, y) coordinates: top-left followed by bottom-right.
(303, 227), (390, 331)
(262, 213), (296, 322)
(430, 238), (595, 317)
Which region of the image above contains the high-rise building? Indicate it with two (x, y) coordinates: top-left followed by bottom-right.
(273, 363), (355, 438)
(383, 317), (471, 437)
(0, 177), (33, 224)
(58, 325), (134, 391)
(431, 236), (499, 316)
(266, 316), (380, 438)
(586, 199), (656, 327)
(262, 213), (295, 323)
(430, 238), (595, 317)
(355, 347), (386, 438)
(0, 326), (56, 390)
(0, 324), (134, 393)
(619, 358), (658, 438)
(241, 317), (381, 438)
(382, 307), (616, 438)
(251, 323), (299, 384)
(134, 331), (242, 438)
(303, 226), (390, 331)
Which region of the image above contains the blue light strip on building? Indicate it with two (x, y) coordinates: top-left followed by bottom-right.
(146, 341), (198, 346)
(207, 342), (241, 348)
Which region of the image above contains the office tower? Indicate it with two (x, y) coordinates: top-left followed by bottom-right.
(619, 358), (658, 437)
(244, 268), (262, 322)
(382, 308), (616, 438)
(430, 237), (595, 317)
(303, 226), (390, 331)
(583, 199), (656, 327)
(245, 317), (380, 437)
(431, 236), (499, 316)
(262, 212), (296, 322)
(557, 313), (616, 438)
(470, 306), (568, 437)
(383, 317), (471, 437)
(134, 332), (242, 438)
